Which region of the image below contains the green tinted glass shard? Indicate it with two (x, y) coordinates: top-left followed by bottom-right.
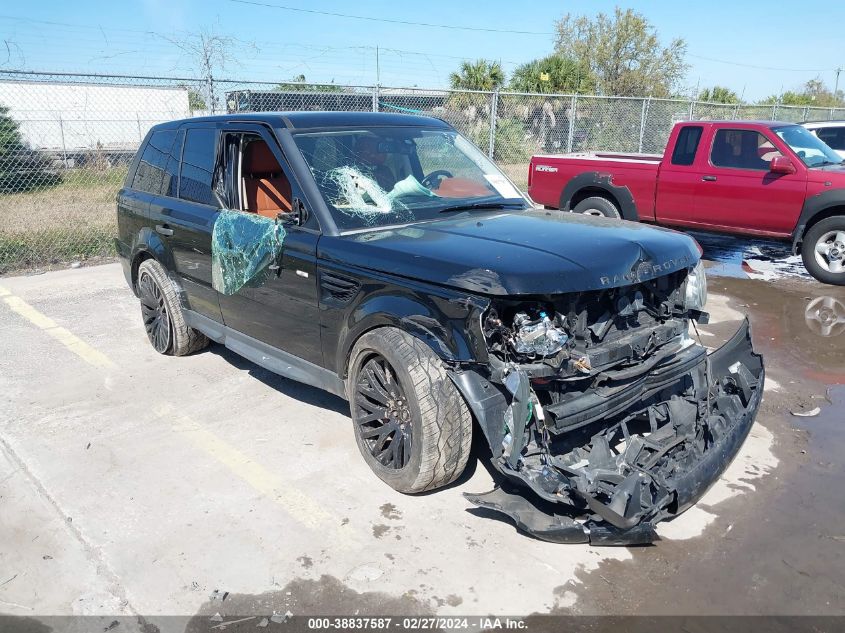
(211, 210), (286, 296)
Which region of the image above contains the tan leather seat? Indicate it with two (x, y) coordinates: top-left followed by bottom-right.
(243, 140), (292, 218)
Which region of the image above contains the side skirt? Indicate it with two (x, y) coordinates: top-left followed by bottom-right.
(184, 310), (347, 400)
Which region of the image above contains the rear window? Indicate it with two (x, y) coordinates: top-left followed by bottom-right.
(161, 130), (184, 198)
(671, 126), (702, 166)
(179, 128), (218, 206)
(132, 130), (176, 195)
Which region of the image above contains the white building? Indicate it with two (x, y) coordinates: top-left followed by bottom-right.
(0, 79), (193, 152)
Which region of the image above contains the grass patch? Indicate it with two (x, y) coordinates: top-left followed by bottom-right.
(0, 166), (125, 272)
(0, 226), (115, 274)
(60, 167), (129, 189)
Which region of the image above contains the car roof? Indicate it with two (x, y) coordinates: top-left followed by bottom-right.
(803, 120), (845, 128)
(149, 111), (452, 131)
(678, 120), (799, 127)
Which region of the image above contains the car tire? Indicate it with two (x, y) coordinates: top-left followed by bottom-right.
(572, 196), (621, 219)
(801, 216), (845, 286)
(347, 327), (473, 494)
(136, 259), (209, 356)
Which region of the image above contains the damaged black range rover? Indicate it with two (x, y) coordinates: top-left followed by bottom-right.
(116, 112), (764, 544)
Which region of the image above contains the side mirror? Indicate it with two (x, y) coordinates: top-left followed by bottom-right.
(770, 155), (796, 175)
(279, 198), (309, 227)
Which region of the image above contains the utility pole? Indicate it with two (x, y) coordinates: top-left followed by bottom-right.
(835, 67), (842, 106)
(375, 46), (380, 87)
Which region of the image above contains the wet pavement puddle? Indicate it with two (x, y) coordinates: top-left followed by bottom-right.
(691, 231), (809, 281)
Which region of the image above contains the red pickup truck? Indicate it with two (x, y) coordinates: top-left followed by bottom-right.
(528, 120), (845, 285)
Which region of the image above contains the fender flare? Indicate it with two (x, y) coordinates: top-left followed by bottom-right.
(791, 189), (845, 253)
(129, 228), (187, 307)
(558, 171), (639, 222)
(335, 293), (489, 378)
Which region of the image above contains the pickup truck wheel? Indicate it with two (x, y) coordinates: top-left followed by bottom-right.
(348, 328), (472, 494)
(572, 196), (621, 219)
(136, 259), (209, 356)
(802, 217), (845, 285)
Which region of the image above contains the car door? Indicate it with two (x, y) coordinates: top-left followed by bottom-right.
(118, 128), (177, 251)
(148, 123), (223, 322)
(213, 124), (323, 366)
(654, 124), (706, 225)
(692, 127), (806, 236)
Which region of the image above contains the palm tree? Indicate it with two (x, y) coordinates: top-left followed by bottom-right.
(445, 60), (506, 151)
(449, 59), (505, 91)
(698, 86), (739, 104)
(508, 55), (595, 152)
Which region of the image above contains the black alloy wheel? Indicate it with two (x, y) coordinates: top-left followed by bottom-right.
(353, 354), (413, 470)
(138, 271), (172, 354)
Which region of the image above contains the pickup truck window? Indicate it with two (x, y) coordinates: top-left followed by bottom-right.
(179, 128), (217, 206)
(293, 126), (527, 231)
(132, 130), (176, 195)
(773, 125), (844, 167)
(671, 126), (703, 166)
(710, 129), (781, 170)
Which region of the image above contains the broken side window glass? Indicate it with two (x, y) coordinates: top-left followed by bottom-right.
(211, 210), (286, 296)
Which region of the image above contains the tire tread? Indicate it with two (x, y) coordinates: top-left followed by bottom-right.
(137, 259), (210, 356)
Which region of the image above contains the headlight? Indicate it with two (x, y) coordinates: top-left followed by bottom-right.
(685, 260), (708, 310)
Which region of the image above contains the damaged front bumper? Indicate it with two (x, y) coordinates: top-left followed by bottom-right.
(452, 318), (764, 545)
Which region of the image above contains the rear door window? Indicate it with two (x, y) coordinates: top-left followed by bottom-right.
(179, 128), (218, 206)
(670, 126), (703, 166)
(132, 130), (176, 194)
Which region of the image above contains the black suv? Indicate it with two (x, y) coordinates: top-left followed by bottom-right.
(116, 112), (764, 544)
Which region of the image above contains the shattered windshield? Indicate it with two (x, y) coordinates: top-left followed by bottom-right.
(292, 126), (528, 230)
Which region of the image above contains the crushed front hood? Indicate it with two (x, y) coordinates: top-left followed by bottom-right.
(462, 319), (765, 545)
(323, 211), (700, 295)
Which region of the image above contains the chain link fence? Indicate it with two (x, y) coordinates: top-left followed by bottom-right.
(2, 69), (844, 274)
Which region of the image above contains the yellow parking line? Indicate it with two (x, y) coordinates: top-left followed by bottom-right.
(1, 281), (354, 546)
(157, 404), (357, 548)
(0, 286), (116, 369)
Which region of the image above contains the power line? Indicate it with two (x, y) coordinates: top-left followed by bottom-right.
(687, 52), (835, 73)
(226, 0), (554, 36)
(0, 15), (524, 67)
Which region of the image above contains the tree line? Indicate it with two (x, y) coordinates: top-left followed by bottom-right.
(449, 7), (843, 107)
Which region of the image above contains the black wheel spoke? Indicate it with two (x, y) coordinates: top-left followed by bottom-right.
(356, 392), (385, 412)
(375, 445), (393, 466)
(357, 409), (389, 425)
(138, 271), (171, 354)
(359, 424), (385, 439)
(374, 424), (394, 453)
(358, 383), (389, 406)
(401, 431), (411, 466)
(353, 354), (412, 470)
(391, 434), (401, 466)
(365, 365), (392, 401)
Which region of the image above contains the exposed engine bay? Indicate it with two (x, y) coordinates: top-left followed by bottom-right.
(454, 269), (764, 545)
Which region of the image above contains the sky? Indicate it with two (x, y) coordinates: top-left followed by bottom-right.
(0, 0), (842, 100)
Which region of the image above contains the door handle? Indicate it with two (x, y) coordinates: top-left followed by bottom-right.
(155, 224), (174, 236)
(701, 175), (717, 182)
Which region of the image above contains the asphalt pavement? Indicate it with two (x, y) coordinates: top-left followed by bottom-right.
(0, 259), (843, 631)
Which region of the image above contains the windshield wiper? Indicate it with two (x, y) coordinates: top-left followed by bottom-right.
(439, 201), (527, 214)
